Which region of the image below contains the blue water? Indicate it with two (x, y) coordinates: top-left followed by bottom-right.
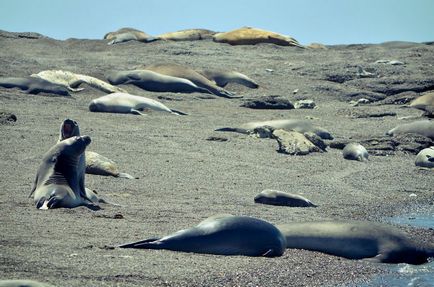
(389, 212), (434, 229)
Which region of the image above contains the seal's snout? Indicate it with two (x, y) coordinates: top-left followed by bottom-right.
(80, 135), (91, 146)
(89, 101), (98, 112)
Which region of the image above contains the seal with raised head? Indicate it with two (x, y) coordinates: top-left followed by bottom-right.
(216, 119), (333, 140)
(386, 120), (434, 139)
(415, 146), (434, 168)
(409, 92), (434, 117)
(0, 77), (69, 96)
(213, 27), (304, 48)
(107, 70), (209, 94)
(342, 143), (369, 161)
(254, 189), (317, 207)
(89, 92), (187, 115)
(28, 135), (100, 210)
(31, 70), (126, 93)
(104, 27), (158, 45)
(197, 69), (259, 88)
(157, 28), (216, 41)
(59, 118), (135, 179)
(276, 220), (434, 264)
(119, 214), (286, 257)
(143, 63), (240, 98)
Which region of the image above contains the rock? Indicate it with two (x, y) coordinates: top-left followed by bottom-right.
(0, 112), (17, 124)
(294, 100), (316, 109)
(304, 132), (327, 151)
(272, 129), (322, 155)
(240, 96), (294, 109)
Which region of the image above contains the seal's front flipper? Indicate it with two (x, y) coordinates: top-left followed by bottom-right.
(130, 109), (146, 116)
(117, 172), (137, 179)
(118, 238), (161, 249)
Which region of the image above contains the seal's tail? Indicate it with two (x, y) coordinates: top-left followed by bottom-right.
(118, 238), (161, 249)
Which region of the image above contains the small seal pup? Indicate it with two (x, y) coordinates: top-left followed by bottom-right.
(0, 280), (55, 287)
(59, 118), (135, 179)
(386, 120), (434, 139)
(119, 214), (286, 257)
(254, 189), (317, 207)
(197, 69), (259, 88)
(89, 92), (187, 115)
(216, 119), (333, 140)
(415, 146), (434, 168)
(0, 77), (69, 96)
(157, 28), (216, 41)
(342, 143), (369, 161)
(104, 27), (158, 45)
(409, 92), (434, 117)
(213, 27), (304, 48)
(276, 220), (434, 264)
(29, 135), (100, 210)
(143, 63), (240, 98)
(107, 70), (209, 94)
(31, 70), (126, 93)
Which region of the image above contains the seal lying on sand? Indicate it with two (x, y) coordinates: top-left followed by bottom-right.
(104, 27), (157, 45)
(59, 118), (135, 179)
(119, 214), (286, 257)
(197, 69), (259, 88)
(342, 143), (369, 161)
(254, 189), (317, 207)
(415, 146), (434, 168)
(107, 70), (209, 94)
(0, 280), (55, 287)
(157, 29), (216, 41)
(409, 92), (434, 117)
(386, 120), (434, 139)
(143, 63), (240, 98)
(29, 135), (100, 210)
(0, 77), (69, 96)
(213, 27), (304, 48)
(31, 70), (126, 93)
(89, 92), (187, 115)
(276, 221), (434, 264)
(216, 119), (333, 140)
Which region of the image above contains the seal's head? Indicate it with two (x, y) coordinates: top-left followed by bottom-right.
(60, 118), (80, 140)
(89, 100), (102, 112)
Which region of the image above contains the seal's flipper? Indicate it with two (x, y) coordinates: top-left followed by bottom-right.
(170, 109), (188, 116)
(118, 238), (161, 249)
(117, 172), (137, 179)
(130, 109), (146, 116)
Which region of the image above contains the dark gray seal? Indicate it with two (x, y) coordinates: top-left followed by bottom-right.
(119, 214), (286, 257)
(277, 221), (434, 264)
(0, 77), (69, 96)
(28, 135), (100, 210)
(254, 189), (317, 207)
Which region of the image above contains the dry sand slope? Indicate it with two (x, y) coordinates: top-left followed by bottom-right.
(0, 30), (434, 286)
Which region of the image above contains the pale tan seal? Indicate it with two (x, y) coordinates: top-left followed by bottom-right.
(157, 29), (216, 41)
(197, 69), (259, 88)
(386, 120), (434, 139)
(119, 214), (286, 257)
(29, 135), (100, 210)
(415, 146), (434, 168)
(89, 92), (187, 115)
(409, 92), (434, 117)
(342, 143), (369, 161)
(213, 27), (304, 48)
(104, 27), (157, 45)
(31, 70), (126, 93)
(254, 189), (317, 207)
(277, 220), (434, 264)
(143, 63), (240, 98)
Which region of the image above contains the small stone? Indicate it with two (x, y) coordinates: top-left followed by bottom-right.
(294, 100), (316, 109)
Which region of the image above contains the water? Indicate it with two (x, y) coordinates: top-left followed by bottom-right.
(389, 212), (434, 229)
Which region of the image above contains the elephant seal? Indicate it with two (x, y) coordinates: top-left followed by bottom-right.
(216, 119), (333, 140)
(0, 280), (55, 287)
(119, 214), (286, 257)
(254, 189), (317, 207)
(89, 92), (187, 115)
(157, 29), (216, 41)
(104, 27), (158, 45)
(213, 27), (304, 48)
(58, 118), (135, 179)
(31, 70), (126, 93)
(107, 70), (209, 94)
(28, 135), (100, 210)
(342, 143), (369, 161)
(276, 221), (434, 264)
(386, 120), (434, 139)
(415, 146), (434, 168)
(197, 69), (259, 88)
(409, 92), (434, 117)
(143, 63), (240, 98)
(0, 77), (69, 96)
